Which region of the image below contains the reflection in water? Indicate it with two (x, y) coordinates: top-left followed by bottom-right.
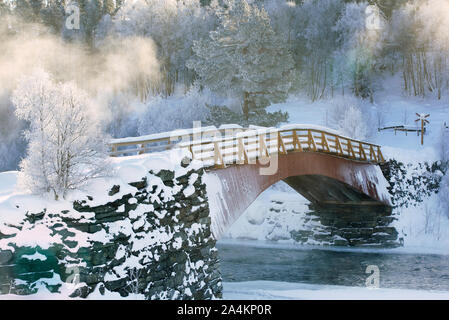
(218, 242), (449, 291)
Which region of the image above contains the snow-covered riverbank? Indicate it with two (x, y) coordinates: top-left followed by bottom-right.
(223, 281), (449, 300)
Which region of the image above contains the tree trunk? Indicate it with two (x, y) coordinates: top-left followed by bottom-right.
(243, 92), (249, 121)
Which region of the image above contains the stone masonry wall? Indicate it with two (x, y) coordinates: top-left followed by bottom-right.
(291, 203), (401, 248)
(0, 162), (222, 299)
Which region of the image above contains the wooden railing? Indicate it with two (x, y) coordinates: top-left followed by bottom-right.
(109, 125), (385, 167)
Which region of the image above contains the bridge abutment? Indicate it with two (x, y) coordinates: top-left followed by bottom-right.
(291, 202), (401, 247)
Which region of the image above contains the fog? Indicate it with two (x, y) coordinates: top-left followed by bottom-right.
(0, 14), (161, 170)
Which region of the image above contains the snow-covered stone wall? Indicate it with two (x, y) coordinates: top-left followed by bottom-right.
(0, 162), (222, 299)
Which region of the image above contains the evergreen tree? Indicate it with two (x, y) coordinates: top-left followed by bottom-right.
(187, 0), (294, 119)
(40, 0), (65, 33)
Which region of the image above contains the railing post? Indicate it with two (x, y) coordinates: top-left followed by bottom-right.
(293, 130), (302, 151)
(369, 145), (378, 162)
(359, 142), (367, 161)
(321, 132), (330, 152)
(138, 144), (145, 155)
(347, 140), (356, 159)
(377, 146), (385, 163)
(165, 139), (171, 150)
(278, 132), (287, 155)
(335, 136), (343, 155)
(308, 130), (317, 151)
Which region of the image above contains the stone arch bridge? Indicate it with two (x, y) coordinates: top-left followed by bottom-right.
(110, 124), (398, 247)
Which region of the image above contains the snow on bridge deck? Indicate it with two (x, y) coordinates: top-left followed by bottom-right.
(109, 124), (386, 168)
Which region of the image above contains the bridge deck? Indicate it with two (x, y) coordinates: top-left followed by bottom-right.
(109, 124), (385, 167)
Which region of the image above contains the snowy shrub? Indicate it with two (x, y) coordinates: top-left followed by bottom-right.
(12, 70), (111, 200)
(438, 172), (449, 218)
(328, 96), (370, 140)
(138, 86), (211, 135)
(339, 105), (367, 139)
(381, 159), (446, 208)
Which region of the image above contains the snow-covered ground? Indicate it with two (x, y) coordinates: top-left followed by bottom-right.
(0, 148), (202, 249)
(268, 78), (449, 163)
(223, 281), (449, 300)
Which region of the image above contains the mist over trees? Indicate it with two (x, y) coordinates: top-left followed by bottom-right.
(3, 0), (449, 106)
(1, 0), (449, 195)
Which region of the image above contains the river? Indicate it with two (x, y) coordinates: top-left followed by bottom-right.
(218, 241), (449, 292)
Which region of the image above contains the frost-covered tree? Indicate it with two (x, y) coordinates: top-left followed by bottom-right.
(13, 0), (43, 22)
(61, 0), (122, 47)
(138, 86), (211, 135)
(39, 0), (65, 34)
(110, 0), (215, 96)
(333, 2), (385, 100)
(388, 0), (449, 99)
(263, 0), (300, 55)
(296, 0), (344, 101)
(339, 105), (369, 139)
(187, 0), (294, 119)
(328, 96), (370, 140)
(12, 70), (110, 200)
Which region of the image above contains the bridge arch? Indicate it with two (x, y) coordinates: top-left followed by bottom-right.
(205, 152), (391, 239)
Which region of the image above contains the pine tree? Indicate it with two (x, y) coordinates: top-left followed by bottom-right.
(40, 0), (65, 33)
(187, 0), (294, 119)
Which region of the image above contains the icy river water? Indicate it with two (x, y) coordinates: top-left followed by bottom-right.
(218, 241), (449, 292)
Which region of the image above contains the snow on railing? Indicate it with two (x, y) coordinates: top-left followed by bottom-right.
(109, 124), (385, 166)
